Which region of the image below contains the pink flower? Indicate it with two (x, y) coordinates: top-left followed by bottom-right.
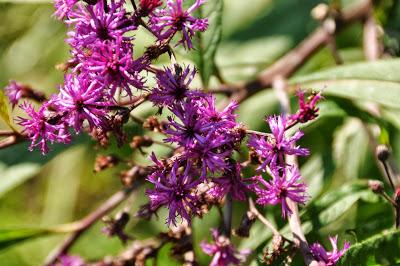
(249, 166), (308, 218)
(201, 229), (250, 266)
(310, 236), (350, 266)
(150, 0), (208, 49)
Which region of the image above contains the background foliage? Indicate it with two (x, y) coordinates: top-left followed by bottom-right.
(0, 0), (400, 265)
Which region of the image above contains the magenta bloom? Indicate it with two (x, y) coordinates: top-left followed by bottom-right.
(150, 65), (202, 107)
(79, 38), (145, 97)
(150, 0), (208, 49)
(53, 255), (84, 266)
(138, 0), (163, 17)
(53, 0), (77, 20)
(164, 100), (214, 147)
(4, 80), (23, 108)
(290, 90), (322, 124)
(248, 115), (309, 171)
(198, 94), (239, 129)
(55, 74), (110, 132)
(208, 163), (248, 201)
(146, 162), (199, 226)
(250, 166), (308, 218)
(201, 229), (250, 266)
(186, 132), (233, 177)
(67, 0), (136, 48)
(17, 101), (70, 155)
(310, 236), (350, 266)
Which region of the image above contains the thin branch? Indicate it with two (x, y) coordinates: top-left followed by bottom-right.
(215, 0), (371, 103)
(363, 3), (381, 61)
(45, 184), (141, 266)
(0, 134), (25, 149)
(248, 198), (280, 236)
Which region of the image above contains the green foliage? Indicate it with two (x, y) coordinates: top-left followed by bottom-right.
(0, 90), (12, 129)
(0, 228), (51, 251)
(191, 0), (223, 87)
(292, 59), (400, 108)
(338, 229), (400, 266)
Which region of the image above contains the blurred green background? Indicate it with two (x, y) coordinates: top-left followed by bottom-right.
(1, 0), (400, 265)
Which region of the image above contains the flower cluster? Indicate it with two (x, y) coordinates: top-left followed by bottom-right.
(247, 90), (322, 218)
(146, 64), (246, 226)
(8, 0), (208, 155)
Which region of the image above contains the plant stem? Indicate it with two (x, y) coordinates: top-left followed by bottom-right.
(223, 193), (233, 237)
(44, 184), (140, 266)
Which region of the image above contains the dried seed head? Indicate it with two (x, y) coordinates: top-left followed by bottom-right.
(94, 154), (119, 173)
(130, 135), (153, 149)
(376, 145), (390, 162)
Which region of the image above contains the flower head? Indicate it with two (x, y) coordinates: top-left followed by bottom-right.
(201, 229), (250, 266)
(310, 236), (350, 266)
(249, 166), (308, 218)
(53, 255), (84, 266)
(290, 90), (322, 124)
(197, 94), (239, 129)
(53, 0), (77, 20)
(208, 162), (249, 201)
(248, 115), (309, 171)
(55, 74), (110, 132)
(17, 101), (71, 154)
(4, 80), (23, 108)
(164, 99), (213, 147)
(150, 0), (208, 49)
(67, 0), (136, 48)
(138, 0), (163, 17)
(150, 64), (203, 107)
(78, 38), (145, 97)
(146, 161), (199, 226)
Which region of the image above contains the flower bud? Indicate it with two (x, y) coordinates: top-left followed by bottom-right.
(368, 180), (384, 194)
(376, 145), (390, 162)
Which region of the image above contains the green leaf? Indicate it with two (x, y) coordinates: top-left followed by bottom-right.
(0, 163), (40, 197)
(291, 59), (400, 108)
(0, 228), (50, 251)
(0, 89), (12, 129)
(192, 0), (223, 87)
(338, 229), (400, 266)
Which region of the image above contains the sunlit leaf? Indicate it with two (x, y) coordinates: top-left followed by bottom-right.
(338, 229), (400, 266)
(192, 0), (223, 87)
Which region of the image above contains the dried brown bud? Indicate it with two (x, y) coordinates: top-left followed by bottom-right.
(120, 166), (146, 187)
(376, 145), (390, 162)
(234, 211), (256, 238)
(130, 135), (154, 149)
(143, 116), (165, 132)
(94, 154), (119, 173)
(368, 180), (384, 194)
(102, 211), (131, 243)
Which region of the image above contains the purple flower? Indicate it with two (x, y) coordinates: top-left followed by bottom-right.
(53, 255), (84, 266)
(67, 0), (136, 48)
(4, 80), (23, 108)
(164, 100), (213, 147)
(146, 161), (199, 226)
(55, 74), (110, 132)
(150, 0), (208, 49)
(289, 90), (322, 124)
(201, 229), (250, 266)
(138, 0), (163, 17)
(197, 94), (239, 129)
(310, 236), (350, 266)
(186, 132), (232, 177)
(248, 115), (309, 171)
(249, 166), (308, 218)
(150, 65), (203, 107)
(17, 101), (71, 155)
(53, 0), (77, 20)
(78, 38), (145, 97)
(208, 163), (249, 201)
